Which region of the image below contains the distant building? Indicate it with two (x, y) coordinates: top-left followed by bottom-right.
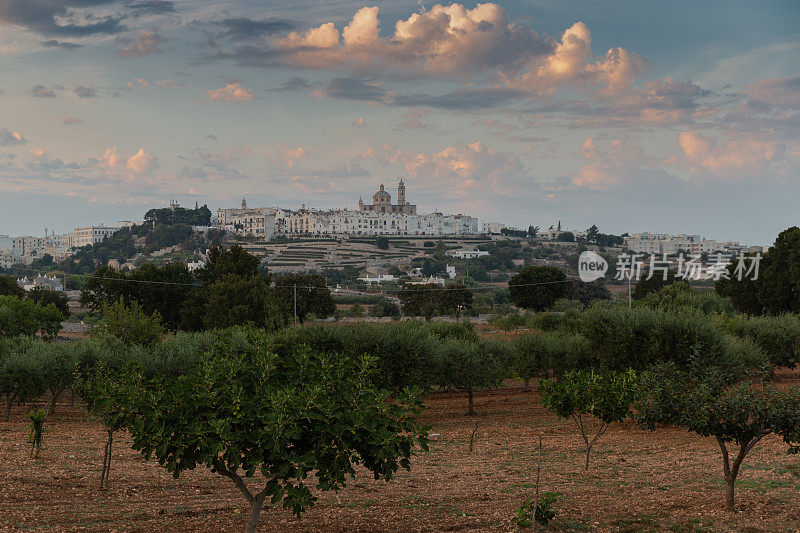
(448, 249), (489, 259)
(72, 226), (118, 248)
(17, 274), (64, 292)
(482, 222), (505, 235)
(359, 180), (416, 215)
(625, 233), (718, 255)
(215, 199), (278, 239)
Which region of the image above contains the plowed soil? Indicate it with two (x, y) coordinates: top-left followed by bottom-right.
(2, 372), (800, 532)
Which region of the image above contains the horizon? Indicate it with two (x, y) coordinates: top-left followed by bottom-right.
(1, 1), (798, 246)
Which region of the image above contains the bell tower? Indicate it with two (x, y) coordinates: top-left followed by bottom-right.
(398, 179), (406, 205)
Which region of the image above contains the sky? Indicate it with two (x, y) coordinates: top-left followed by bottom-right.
(0, 0), (798, 245)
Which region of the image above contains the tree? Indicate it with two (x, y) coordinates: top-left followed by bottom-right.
(570, 280), (611, 307)
(398, 284), (442, 319)
(131, 262), (196, 329)
(375, 236), (389, 250)
(437, 337), (511, 415)
(26, 286), (70, 319)
(753, 227), (800, 314)
(440, 283), (473, 320)
(586, 225), (599, 243)
(0, 275), (24, 298)
(527, 226), (540, 238)
(632, 268), (677, 300)
(434, 240), (447, 261)
(274, 273), (335, 323)
(79, 266), (131, 312)
(114, 340), (428, 532)
(369, 297), (401, 318)
(197, 245), (261, 283)
(95, 298), (163, 346)
(540, 370), (638, 469)
(200, 275), (288, 331)
(508, 266), (570, 312)
(347, 302), (364, 317)
(0, 296), (62, 338)
(0, 348), (46, 421)
(556, 232), (575, 242)
(638, 364), (800, 511)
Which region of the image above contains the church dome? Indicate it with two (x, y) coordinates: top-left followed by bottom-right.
(373, 183), (391, 203)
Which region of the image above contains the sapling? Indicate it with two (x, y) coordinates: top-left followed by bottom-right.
(27, 408), (46, 458)
(540, 369), (638, 470)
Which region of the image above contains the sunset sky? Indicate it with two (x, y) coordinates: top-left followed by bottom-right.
(1, 0), (798, 244)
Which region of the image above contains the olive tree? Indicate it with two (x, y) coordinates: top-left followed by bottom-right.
(637, 364), (800, 511)
(540, 369), (639, 470)
(114, 334), (428, 532)
(436, 337), (510, 415)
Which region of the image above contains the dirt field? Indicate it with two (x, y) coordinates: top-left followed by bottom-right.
(2, 375), (800, 532)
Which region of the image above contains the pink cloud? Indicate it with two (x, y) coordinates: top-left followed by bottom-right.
(671, 131), (779, 179)
(204, 82), (254, 103)
(117, 30), (164, 57)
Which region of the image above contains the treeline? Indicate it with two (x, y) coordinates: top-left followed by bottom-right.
(79, 245), (335, 331)
(143, 204), (212, 226)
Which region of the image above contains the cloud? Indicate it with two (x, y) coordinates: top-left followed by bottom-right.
(116, 30), (164, 57)
(270, 4), (551, 76)
(572, 138), (646, 190)
(73, 84), (98, 98)
(40, 39), (82, 49)
(747, 75), (800, 109)
(204, 82), (254, 103)
(98, 146), (157, 177)
(0, 127), (28, 146)
(27, 84), (57, 98)
(322, 77), (390, 103)
(271, 77), (316, 92)
(271, 146), (307, 169)
(671, 131), (780, 180)
(127, 1), (174, 17)
(61, 116), (83, 125)
(0, 0), (126, 37)
(383, 140), (524, 195)
(352, 117), (366, 127)
(215, 17), (295, 40)
(198, 147), (252, 169)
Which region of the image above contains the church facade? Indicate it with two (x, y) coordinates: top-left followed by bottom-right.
(359, 180), (417, 215)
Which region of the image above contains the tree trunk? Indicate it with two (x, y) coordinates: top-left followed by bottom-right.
(467, 387), (475, 416)
(245, 490), (268, 533)
(524, 377), (530, 390)
(4, 393), (17, 421)
(49, 390), (60, 416)
(585, 445), (592, 471)
(724, 475), (736, 512)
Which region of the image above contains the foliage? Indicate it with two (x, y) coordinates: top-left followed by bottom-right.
(196, 245), (261, 283)
(719, 313), (800, 369)
(640, 281), (735, 316)
(347, 302), (364, 317)
(369, 297), (401, 318)
(0, 274), (25, 298)
(193, 275), (288, 331)
(508, 266), (570, 311)
(398, 284), (443, 319)
(632, 269), (678, 300)
(0, 345), (46, 421)
(0, 296), (63, 338)
(375, 236), (389, 249)
(274, 273), (335, 322)
(576, 304), (764, 374)
(144, 204), (212, 226)
(513, 492), (558, 527)
(436, 337), (511, 415)
(556, 232), (575, 242)
(552, 298), (583, 312)
(717, 227), (800, 315)
(95, 298), (163, 346)
(113, 336), (428, 531)
(440, 283), (473, 319)
(637, 363), (800, 511)
(27, 408), (46, 458)
(541, 370), (639, 469)
(25, 286), (70, 319)
(570, 280), (612, 307)
(513, 332), (592, 386)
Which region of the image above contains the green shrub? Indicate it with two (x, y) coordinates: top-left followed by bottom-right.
(720, 314), (800, 369)
(96, 298), (163, 346)
(513, 492), (558, 527)
(27, 408), (46, 458)
(640, 282), (735, 316)
(436, 337), (510, 415)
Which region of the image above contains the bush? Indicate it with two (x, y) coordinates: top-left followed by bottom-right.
(95, 298), (163, 346)
(436, 337), (510, 415)
(513, 492), (558, 527)
(513, 332), (592, 386)
(720, 314), (800, 369)
(0, 345), (46, 421)
(0, 296), (62, 338)
(640, 282), (735, 316)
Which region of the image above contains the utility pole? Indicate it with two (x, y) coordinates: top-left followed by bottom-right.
(293, 285), (297, 327)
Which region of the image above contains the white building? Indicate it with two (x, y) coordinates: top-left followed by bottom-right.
(215, 200), (278, 239)
(72, 226), (119, 248)
(448, 249), (490, 259)
(482, 222), (505, 235)
(625, 233), (718, 255)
